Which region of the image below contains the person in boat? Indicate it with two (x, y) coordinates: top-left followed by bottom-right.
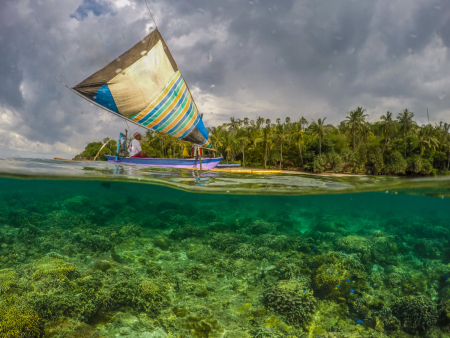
(128, 132), (147, 158)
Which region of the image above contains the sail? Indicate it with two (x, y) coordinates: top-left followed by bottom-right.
(73, 29), (212, 148)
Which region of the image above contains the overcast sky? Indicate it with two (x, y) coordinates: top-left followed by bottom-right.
(1, 0), (450, 158)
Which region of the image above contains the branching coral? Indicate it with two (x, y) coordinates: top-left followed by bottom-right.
(231, 243), (256, 259)
(336, 236), (372, 263)
(246, 220), (276, 235)
(31, 257), (79, 282)
(210, 233), (243, 252)
(312, 264), (351, 299)
(0, 297), (43, 338)
(392, 295), (438, 333)
(0, 269), (18, 295)
(183, 315), (223, 337)
(139, 279), (169, 314)
(81, 234), (112, 252)
(265, 280), (316, 326)
(62, 196), (90, 212)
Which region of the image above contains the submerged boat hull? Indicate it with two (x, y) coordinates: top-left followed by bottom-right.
(105, 155), (222, 169)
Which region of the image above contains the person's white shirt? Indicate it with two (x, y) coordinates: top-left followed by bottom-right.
(128, 139), (142, 157)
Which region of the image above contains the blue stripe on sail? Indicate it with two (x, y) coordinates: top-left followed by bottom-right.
(94, 84), (119, 114)
(137, 75), (183, 124)
(179, 115), (201, 140)
(153, 87), (188, 131)
(167, 100), (195, 135)
(195, 118), (210, 141)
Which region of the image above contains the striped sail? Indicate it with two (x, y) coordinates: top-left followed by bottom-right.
(73, 29), (212, 148)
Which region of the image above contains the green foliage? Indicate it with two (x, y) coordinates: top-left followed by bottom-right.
(312, 154), (326, 173)
(80, 110), (449, 172)
(79, 141), (114, 160)
(385, 151), (407, 175)
(358, 143), (384, 174)
(325, 151), (343, 172)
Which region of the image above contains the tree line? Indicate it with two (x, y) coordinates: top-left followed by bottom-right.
(76, 107), (450, 175)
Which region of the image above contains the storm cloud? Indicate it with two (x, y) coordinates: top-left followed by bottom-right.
(1, 0), (450, 158)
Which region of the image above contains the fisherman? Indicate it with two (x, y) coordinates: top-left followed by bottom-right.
(128, 132), (147, 158)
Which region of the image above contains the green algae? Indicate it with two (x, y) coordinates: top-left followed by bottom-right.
(0, 177), (450, 337)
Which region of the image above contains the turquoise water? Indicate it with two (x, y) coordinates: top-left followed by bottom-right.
(1, 159), (450, 337)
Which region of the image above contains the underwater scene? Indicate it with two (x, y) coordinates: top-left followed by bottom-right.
(1, 161), (450, 337)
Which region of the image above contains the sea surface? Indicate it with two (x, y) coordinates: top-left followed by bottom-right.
(0, 158), (450, 337)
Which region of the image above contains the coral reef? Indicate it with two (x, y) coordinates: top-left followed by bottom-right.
(0, 297), (43, 338)
(392, 295), (438, 333)
(0, 179), (448, 337)
(265, 280), (316, 326)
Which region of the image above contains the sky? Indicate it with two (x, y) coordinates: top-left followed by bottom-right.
(1, 0), (450, 158)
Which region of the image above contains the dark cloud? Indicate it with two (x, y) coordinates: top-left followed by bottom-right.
(0, 0), (450, 158)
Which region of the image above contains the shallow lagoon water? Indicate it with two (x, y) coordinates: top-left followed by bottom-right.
(1, 159), (450, 337)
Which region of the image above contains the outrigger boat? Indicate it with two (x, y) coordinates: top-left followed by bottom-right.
(65, 26), (221, 169)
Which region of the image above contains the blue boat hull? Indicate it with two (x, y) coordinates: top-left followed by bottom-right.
(105, 155), (222, 169)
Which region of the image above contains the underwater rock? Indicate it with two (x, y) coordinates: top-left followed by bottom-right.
(153, 236), (172, 251)
(265, 280), (316, 326)
(392, 295), (438, 333)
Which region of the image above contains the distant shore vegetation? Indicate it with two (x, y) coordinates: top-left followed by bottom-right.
(76, 107), (450, 176)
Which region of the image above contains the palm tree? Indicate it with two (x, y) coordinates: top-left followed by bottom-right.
(440, 123), (450, 173)
(285, 117), (292, 145)
(310, 117), (329, 155)
(412, 125), (439, 155)
(263, 125), (273, 169)
(237, 134), (249, 167)
(292, 122), (305, 166)
(210, 126), (224, 151)
(299, 116), (308, 130)
(397, 109), (416, 158)
(276, 123), (285, 169)
(225, 145), (232, 164)
(344, 107), (368, 150)
(227, 117), (241, 135)
(380, 111), (395, 155)
(256, 117), (265, 129)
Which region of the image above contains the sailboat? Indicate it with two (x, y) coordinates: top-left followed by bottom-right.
(69, 28), (222, 169)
